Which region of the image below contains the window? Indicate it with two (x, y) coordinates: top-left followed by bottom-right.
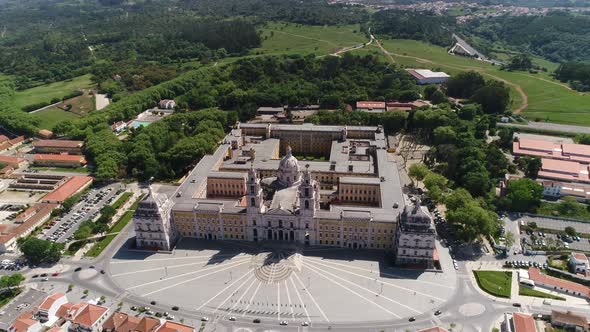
(305, 200), (310, 209)
(250, 197), (255, 207)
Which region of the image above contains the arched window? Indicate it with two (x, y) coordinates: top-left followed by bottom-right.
(305, 200), (310, 209)
(250, 197), (256, 207)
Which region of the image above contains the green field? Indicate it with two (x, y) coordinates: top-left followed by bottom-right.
(256, 22), (367, 56)
(31, 107), (80, 130)
(371, 39), (590, 126)
(474, 270), (512, 298)
(519, 285), (565, 300)
(13, 74), (94, 110)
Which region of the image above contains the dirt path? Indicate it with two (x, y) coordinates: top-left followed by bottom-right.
(378, 42), (529, 113)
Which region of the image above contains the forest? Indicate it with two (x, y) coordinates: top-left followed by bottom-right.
(554, 62), (590, 92)
(461, 12), (590, 62)
(371, 10), (456, 46)
(0, 0), (260, 90)
(50, 54), (419, 181)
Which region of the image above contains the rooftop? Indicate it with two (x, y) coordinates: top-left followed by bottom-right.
(512, 312), (537, 332)
(72, 304), (108, 327)
(551, 310), (588, 327)
(42, 175), (93, 203)
(33, 139), (83, 149)
(34, 154), (86, 162)
(529, 267), (590, 297)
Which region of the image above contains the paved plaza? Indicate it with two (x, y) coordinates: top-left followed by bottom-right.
(108, 239), (457, 325)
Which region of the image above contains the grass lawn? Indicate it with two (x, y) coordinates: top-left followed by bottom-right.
(473, 270), (512, 298)
(519, 285), (565, 301)
(0, 288), (22, 308)
(31, 107), (80, 130)
(13, 74), (94, 110)
(86, 210), (133, 257)
(255, 22), (366, 56)
(537, 202), (590, 222)
(111, 192), (132, 210)
(375, 39), (590, 126)
(30, 166), (89, 173)
(49, 90), (96, 116)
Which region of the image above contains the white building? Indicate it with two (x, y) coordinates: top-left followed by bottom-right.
(35, 293), (68, 324)
(406, 69), (450, 85)
(158, 99), (176, 110)
(133, 188), (176, 251)
(394, 199), (436, 268)
(570, 252), (590, 275)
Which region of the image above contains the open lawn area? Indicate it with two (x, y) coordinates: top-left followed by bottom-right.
(519, 285), (565, 301)
(31, 107), (80, 130)
(12, 74), (94, 110)
(255, 22), (367, 56)
(373, 39), (590, 126)
(474, 270), (512, 298)
(30, 166), (89, 173)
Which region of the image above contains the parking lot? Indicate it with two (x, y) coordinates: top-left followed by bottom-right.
(38, 183), (123, 244)
(519, 215), (590, 252)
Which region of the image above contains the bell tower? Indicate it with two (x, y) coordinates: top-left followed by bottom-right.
(246, 164), (264, 241)
(298, 164), (318, 218)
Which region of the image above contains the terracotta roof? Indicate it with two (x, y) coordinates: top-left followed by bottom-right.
(0, 141), (10, 151)
(72, 304), (108, 327)
(56, 302), (75, 319)
(529, 267), (590, 297)
(417, 327), (449, 332)
(573, 252), (588, 261)
(356, 101), (385, 109)
(0, 203), (58, 244)
(42, 175), (93, 203)
(34, 154), (86, 163)
(10, 317), (38, 332)
(513, 313), (537, 332)
(10, 136), (25, 145)
(0, 155), (25, 166)
(0, 135), (8, 143)
(33, 140), (83, 148)
(156, 321), (194, 332)
(551, 310), (588, 327)
(38, 292), (66, 311)
(46, 327), (63, 332)
(563, 143), (590, 157)
(103, 312), (129, 331)
(542, 158), (584, 175)
(134, 317), (161, 332)
(37, 129), (53, 138)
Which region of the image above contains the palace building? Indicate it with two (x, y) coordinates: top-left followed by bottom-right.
(133, 123), (434, 260)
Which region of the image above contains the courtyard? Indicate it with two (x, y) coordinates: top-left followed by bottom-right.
(108, 238), (457, 325)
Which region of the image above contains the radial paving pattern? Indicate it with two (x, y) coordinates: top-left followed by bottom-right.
(109, 239), (457, 324)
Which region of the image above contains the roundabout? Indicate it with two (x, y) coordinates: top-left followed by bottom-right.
(107, 239), (458, 326)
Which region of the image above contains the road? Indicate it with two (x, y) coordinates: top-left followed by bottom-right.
(498, 121), (590, 135)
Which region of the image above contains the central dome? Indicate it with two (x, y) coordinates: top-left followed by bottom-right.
(277, 146), (301, 187)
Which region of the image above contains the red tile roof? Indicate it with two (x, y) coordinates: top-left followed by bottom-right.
(72, 304), (108, 328)
(356, 101), (385, 109)
(42, 176), (93, 203)
(56, 303), (75, 319)
(34, 154), (86, 163)
(514, 138), (590, 164)
(0, 135), (8, 143)
(34, 140), (83, 148)
(134, 317), (160, 332)
(0, 203), (58, 244)
(10, 317), (38, 332)
(551, 310), (588, 327)
(157, 321), (194, 332)
(538, 158), (590, 183)
(513, 313), (537, 332)
(0, 155), (25, 166)
(528, 267), (590, 297)
(38, 292), (66, 311)
(573, 252), (588, 261)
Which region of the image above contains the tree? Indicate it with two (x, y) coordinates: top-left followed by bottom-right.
(497, 127), (515, 149)
(522, 157), (542, 179)
(423, 172), (448, 203)
(18, 238), (62, 265)
(429, 90), (447, 105)
(565, 226), (577, 237)
(433, 126), (457, 145)
(507, 54), (533, 71)
(471, 81), (511, 114)
(447, 201), (498, 242)
(445, 71), (486, 98)
(503, 178), (543, 212)
(408, 163), (430, 185)
(445, 188), (473, 211)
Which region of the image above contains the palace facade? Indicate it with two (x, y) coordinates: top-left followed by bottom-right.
(133, 123), (435, 263)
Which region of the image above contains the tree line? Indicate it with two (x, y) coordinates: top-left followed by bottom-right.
(371, 10), (456, 47)
(555, 62), (590, 92)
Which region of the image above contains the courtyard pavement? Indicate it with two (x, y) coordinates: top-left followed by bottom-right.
(108, 239), (457, 326)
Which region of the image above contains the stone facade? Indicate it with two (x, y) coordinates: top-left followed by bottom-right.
(394, 200), (436, 268)
(133, 189), (175, 251)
